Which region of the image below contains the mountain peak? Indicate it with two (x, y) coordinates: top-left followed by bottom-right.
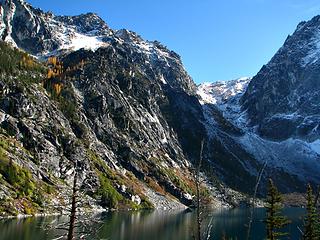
(241, 14), (320, 140)
(197, 77), (251, 105)
(56, 13), (109, 37)
(0, 0), (112, 56)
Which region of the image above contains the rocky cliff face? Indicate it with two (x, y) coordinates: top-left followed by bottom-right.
(0, 0), (196, 94)
(0, 0), (239, 216)
(238, 16), (320, 191)
(1, 0), (320, 216)
(198, 16), (320, 194)
(242, 16), (320, 141)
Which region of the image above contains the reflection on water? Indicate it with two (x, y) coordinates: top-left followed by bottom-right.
(98, 210), (195, 240)
(0, 208), (305, 240)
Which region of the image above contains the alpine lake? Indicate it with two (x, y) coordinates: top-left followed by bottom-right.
(0, 207), (305, 240)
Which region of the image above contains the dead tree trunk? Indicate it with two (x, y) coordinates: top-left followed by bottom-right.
(246, 160), (267, 240)
(195, 140), (204, 240)
(67, 167), (78, 240)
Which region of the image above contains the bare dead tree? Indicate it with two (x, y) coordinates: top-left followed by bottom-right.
(190, 140), (208, 240)
(67, 164), (78, 240)
(246, 159), (268, 240)
(204, 216), (214, 240)
(44, 161), (103, 240)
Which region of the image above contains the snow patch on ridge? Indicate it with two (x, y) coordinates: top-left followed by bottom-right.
(310, 139), (320, 154)
(66, 32), (106, 51)
(43, 19), (108, 55)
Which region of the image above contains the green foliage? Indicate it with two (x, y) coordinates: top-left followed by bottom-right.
(0, 137), (9, 150)
(87, 150), (122, 209)
(303, 184), (320, 240)
(0, 199), (18, 216)
(87, 149), (117, 180)
(158, 165), (193, 195)
(0, 136), (54, 216)
(88, 150), (153, 210)
(59, 95), (77, 119)
(44, 183), (55, 194)
(22, 201), (36, 215)
(0, 144), (8, 162)
(31, 189), (46, 207)
(265, 179), (290, 240)
(0, 42), (45, 84)
(0, 149), (36, 197)
(139, 196), (154, 209)
(97, 174), (123, 209)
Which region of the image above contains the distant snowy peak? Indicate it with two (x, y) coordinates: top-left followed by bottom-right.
(242, 15), (320, 126)
(197, 77), (251, 105)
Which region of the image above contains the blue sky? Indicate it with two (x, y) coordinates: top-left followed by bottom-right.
(28, 0), (320, 84)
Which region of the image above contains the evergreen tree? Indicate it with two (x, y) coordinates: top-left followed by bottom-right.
(265, 178), (290, 240)
(303, 184), (319, 240)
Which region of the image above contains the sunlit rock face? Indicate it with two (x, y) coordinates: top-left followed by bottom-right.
(2, 1), (320, 217)
(0, 0), (209, 213)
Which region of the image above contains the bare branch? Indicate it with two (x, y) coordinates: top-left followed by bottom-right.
(51, 236), (65, 240)
(205, 216), (214, 240)
(297, 226), (303, 236)
(246, 159), (268, 240)
(194, 140), (204, 240)
(55, 227), (69, 231)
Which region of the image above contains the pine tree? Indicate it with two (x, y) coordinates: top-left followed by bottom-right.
(265, 178), (290, 240)
(303, 184), (319, 240)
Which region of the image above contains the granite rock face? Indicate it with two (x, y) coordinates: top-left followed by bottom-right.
(2, 1), (320, 216)
(0, 0), (217, 215)
(242, 16), (320, 141)
(198, 15), (320, 194)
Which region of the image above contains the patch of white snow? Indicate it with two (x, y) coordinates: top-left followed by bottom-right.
(309, 139), (320, 154)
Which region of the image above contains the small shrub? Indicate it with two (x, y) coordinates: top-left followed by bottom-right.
(0, 156), (36, 197)
(139, 197), (154, 209)
(44, 184), (55, 194)
(22, 201), (35, 215)
(97, 175), (123, 209)
(31, 189), (45, 207)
